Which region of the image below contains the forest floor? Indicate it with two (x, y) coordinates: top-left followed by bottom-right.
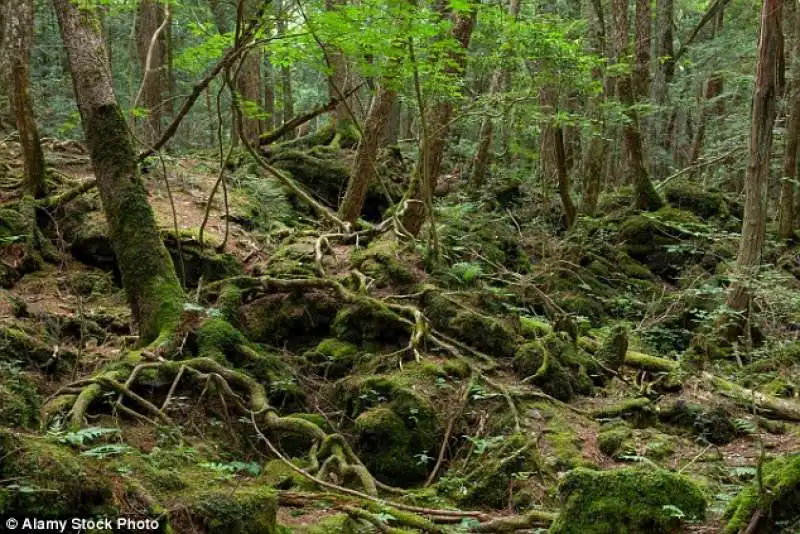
(1, 138), (800, 533)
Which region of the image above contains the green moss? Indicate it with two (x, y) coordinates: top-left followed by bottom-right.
(179, 486), (278, 533)
(0, 325), (69, 370)
(350, 239), (414, 287)
(304, 338), (361, 378)
(0, 363), (40, 428)
(513, 334), (597, 401)
(665, 182), (728, 219)
(341, 375), (437, 486)
(161, 230), (243, 288)
(659, 401), (737, 445)
(520, 316), (553, 338)
(265, 236), (319, 278)
(558, 293), (607, 327)
(724, 454), (800, 533)
(442, 359), (471, 378)
(0, 431), (116, 517)
(596, 325), (628, 372)
(60, 270), (115, 296)
(331, 300), (407, 345)
(598, 423), (633, 457)
(422, 291), (519, 358)
(239, 290), (338, 345)
(447, 432), (540, 508)
(551, 467), (706, 534)
(196, 318), (248, 361)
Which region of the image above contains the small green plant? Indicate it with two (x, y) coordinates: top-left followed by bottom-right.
(51, 426), (120, 446)
(465, 435), (505, 455)
(199, 461), (262, 476)
(81, 444), (132, 458)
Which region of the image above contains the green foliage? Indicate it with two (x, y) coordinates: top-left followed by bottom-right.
(52, 426), (120, 447)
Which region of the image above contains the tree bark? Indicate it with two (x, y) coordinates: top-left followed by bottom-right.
(649, 0), (674, 180)
(135, 0), (168, 147)
(276, 0), (294, 138)
(402, 8), (476, 236)
(580, 0), (606, 215)
(53, 0), (184, 345)
(779, 0), (800, 239)
(612, 0), (663, 211)
(687, 11), (724, 168)
(325, 0), (356, 129)
(338, 84), (397, 223)
(555, 128), (577, 228)
(633, 0), (651, 101)
(726, 0), (783, 312)
(235, 0), (263, 145)
(5, 0), (46, 198)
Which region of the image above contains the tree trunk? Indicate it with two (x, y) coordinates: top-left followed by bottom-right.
(325, 0), (355, 129)
(650, 0), (674, 180)
(402, 8), (476, 236)
(338, 85), (397, 223)
(688, 11), (724, 168)
(469, 0), (522, 191)
(633, 0), (651, 101)
(276, 0), (294, 139)
(726, 0), (783, 312)
(235, 0), (263, 146)
(53, 0), (184, 345)
(135, 0), (168, 147)
(612, 0), (663, 211)
(779, 0), (800, 239)
(580, 0), (606, 215)
(5, 0), (46, 198)
(555, 127), (577, 228)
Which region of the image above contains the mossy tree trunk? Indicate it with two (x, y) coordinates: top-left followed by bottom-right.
(235, 0), (263, 146)
(726, 0), (782, 312)
(4, 0), (46, 198)
(779, 0), (799, 239)
(402, 8), (476, 236)
(611, 0), (663, 212)
(135, 0), (168, 147)
(339, 83), (397, 223)
(53, 0), (184, 345)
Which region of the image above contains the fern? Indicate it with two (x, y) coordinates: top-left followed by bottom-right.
(53, 426), (120, 446)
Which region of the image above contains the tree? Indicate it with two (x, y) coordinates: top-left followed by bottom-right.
(779, 0), (799, 239)
(580, 0), (606, 215)
(611, 0), (663, 211)
(725, 0), (783, 313)
(338, 83), (396, 222)
(402, 7), (476, 236)
(469, 0), (522, 190)
(649, 0), (674, 180)
(235, 0), (264, 145)
(4, 0), (46, 198)
(135, 0), (169, 146)
(53, 0), (184, 345)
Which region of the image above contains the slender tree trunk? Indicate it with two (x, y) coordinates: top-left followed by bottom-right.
(555, 128), (577, 228)
(338, 85), (397, 223)
(469, 0), (521, 190)
(650, 0), (675, 180)
(53, 0), (184, 345)
(402, 8), (476, 236)
(235, 0), (263, 145)
(135, 0), (168, 147)
(276, 0), (294, 138)
(264, 55), (276, 131)
(5, 0), (46, 198)
(779, 0), (799, 238)
(633, 0), (651, 101)
(580, 0), (606, 215)
(612, 0), (663, 211)
(726, 0), (783, 312)
(325, 0), (355, 129)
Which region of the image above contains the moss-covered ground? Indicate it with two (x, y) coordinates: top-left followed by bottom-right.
(1, 147), (800, 532)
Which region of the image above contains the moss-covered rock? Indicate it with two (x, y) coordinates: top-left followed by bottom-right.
(177, 486), (278, 534)
(618, 207), (705, 280)
(597, 423), (633, 457)
(264, 236), (320, 278)
(659, 400), (737, 445)
(161, 229), (243, 287)
(422, 291), (519, 358)
(303, 338), (360, 378)
(513, 333), (598, 401)
(331, 300), (408, 346)
(340, 375), (437, 486)
(551, 467), (707, 534)
(723, 454), (800, 534)
(519, 316), (553, 339)
(0, 431), (116, 518)
(596, 325), (628, 373)
(238, 290), (339, 346)
(350, 239), (415, 288)
(665, 182), (728, 220)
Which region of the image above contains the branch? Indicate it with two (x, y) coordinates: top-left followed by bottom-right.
(672, 0), (733, 65)
(259, 83), (364, 146)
